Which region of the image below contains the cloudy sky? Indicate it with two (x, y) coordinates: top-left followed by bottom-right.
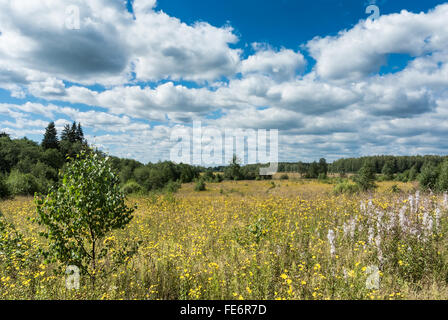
(0, 0), (447, 164)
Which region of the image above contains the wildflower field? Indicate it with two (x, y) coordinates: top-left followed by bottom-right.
(1, 179), (448, 300)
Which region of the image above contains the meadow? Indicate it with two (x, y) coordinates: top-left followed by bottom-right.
(1, 178), (448, 300)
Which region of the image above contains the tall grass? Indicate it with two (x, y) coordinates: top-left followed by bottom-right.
(1, 181), (448, 300)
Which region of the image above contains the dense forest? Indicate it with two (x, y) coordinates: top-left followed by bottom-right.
(2, 122), (448, 199)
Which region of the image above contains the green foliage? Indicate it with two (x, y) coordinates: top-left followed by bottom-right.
(32, 161), (58, 182)
(41, 148), (64, 170)
(194, 178), (206, 191)
(177, 163), (200, 183)
(279, 174), (289, 180)
(354, 161), (377, 191)
(318, 158), (328, 178)
(408, 165), (419, 181)
(34, 151), (137, 283)
(121, 180), (145, 195)
(224, 155), (243, 181)
(0, 174), (11, 199)
(436, 160), (448, 192)
(418, 162), (439, 191)
(247, 218), (269, 245)
(382, 160), (396, 180)
(306, 162), (320, 179)
(389, 184), (401, 193)
(332, 180), (359, 195)
(7, 170), (42, 196)
(60, 122), (86, 158)
(61, 122), (82, 144)
(41, 122), (59, 150)
(395, 170), (409, 182)
(318, 173), (327, 181)
(133, 162), (199, 191)
(202, 170), (224, 183)
(164, 180), (181, 193)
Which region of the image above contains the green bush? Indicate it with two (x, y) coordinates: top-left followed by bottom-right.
(164, 180), (181, 193)
(389, 184), (401, 193)
(381, 160), (395, 180)
(195, 179), (206, 191)
(318, 173), (327, 181)
(333, 180), (359, 195)
(35, 151), (137, 282)
(280, 174), (289, 180)
(121, 180), (145, 195)
(418, 162), (439, 191)
(395, 170), (409, 183)
(6, 170), (41, 196)
(354, 161), (377, 191)
(32, 161), (58, 181)
(408, 165), (419, 181)
(436, 160), (448, 192)
(0, 175), (11, 199)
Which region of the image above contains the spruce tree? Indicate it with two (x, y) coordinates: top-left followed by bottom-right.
(381, 160), (395, 180)
(355, 161), (377, 191)
(61, 124), (71, 142)
(75, 123), (84, 143)
(70, 122), (77, 143)
(41, 122), (59, 150)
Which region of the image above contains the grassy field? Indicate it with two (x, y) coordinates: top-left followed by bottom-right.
(2, 179), (448, 300)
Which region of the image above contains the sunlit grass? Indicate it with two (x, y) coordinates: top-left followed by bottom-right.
(1, 180), (447, 300)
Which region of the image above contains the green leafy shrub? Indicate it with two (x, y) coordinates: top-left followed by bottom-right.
(0, 175), (11, 199)
(280, 174), (289, 180)
(389, 184), (401, 193)
(408, 165), (419, 181)
(7, 170), (41, 196)
(121, 180), (145, 195)
(395, 170), (409, 183)
(354, 161), (377, 191)
(35, 151), (138, 285)
(436, 160), (448, 192)
(195, 179), (206, 191)
(164, 180), (181, 193)
(418, 162), (439, 191)
(333, 180), (359, 195)
(318, 173), (327, 181)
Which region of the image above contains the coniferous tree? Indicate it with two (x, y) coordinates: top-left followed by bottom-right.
(307, 162), (320, 179)
(354, 161), (377, 191)
(318, 158), (328, 177)
(419, 162), (439, 191)
(436, 160), (448, 192)
(224, 155), (242, 181)
(70, 122), (77, 143)
(381, 160), (395, 180)
(41, 122), (59, 150)
(60, 124), (71, 142)
(75, 123), (84, 143)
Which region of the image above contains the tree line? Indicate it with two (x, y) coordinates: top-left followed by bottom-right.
(0, 122), (202, 198)
(0, 121), (86, 198)
(2, 121), (448, 199)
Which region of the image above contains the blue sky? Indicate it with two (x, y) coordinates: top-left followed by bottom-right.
(1, 0), (448, 164)
(157, 0), (441, 48)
